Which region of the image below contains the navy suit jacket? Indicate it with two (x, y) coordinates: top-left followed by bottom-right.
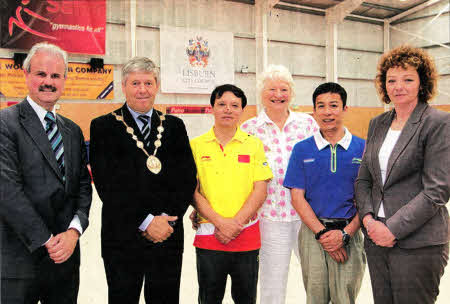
(0, 99), (92, 278)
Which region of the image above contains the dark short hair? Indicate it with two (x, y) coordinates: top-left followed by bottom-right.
(210, 84), (247, 108)
(375, 45), (438, 104)
(312, 82), (347, 108)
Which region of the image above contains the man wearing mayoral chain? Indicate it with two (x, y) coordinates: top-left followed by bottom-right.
(90, 57), (197, 304)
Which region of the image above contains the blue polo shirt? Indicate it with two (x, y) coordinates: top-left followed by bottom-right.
(283, 128), (365, 219)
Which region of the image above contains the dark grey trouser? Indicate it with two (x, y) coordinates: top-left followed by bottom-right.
(365, 237), (449, 304)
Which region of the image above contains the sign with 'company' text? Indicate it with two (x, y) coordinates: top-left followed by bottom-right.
(0, 59), (114, 100)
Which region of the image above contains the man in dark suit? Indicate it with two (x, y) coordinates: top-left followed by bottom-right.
(89, 57), (197, 304)
(0, 42), (92, 303)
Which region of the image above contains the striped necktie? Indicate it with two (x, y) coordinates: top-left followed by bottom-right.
(44, 112), (65, 176)
(138, 115), (150, 146)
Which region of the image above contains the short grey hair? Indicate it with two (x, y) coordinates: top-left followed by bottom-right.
(257, 64), (296, 102)
(122, 57), (160, 85)
(23, 42), (68, 77)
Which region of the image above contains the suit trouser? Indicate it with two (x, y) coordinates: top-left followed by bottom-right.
(259, 218), (301, 304)
(365, 237), (449, 304)
(196, 248), (259, 304)
(1, 254), (79, 304)
(103, 250), (182, 304)
(298, 225), (366, 304)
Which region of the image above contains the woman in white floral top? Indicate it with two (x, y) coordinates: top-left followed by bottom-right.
(241, 65), (318, 304)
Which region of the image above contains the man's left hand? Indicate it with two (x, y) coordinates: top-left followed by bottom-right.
(318, 229), (343, 252)
(47, 229), (79, 264)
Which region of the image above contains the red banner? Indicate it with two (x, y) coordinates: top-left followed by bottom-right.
(1, 0), (106, 55)
(166, 106), (213, 114)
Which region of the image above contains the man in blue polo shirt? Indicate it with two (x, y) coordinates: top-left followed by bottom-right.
(284, 82), (366, 304)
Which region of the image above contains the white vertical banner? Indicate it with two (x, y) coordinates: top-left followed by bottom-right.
(160, 25), (235, 94)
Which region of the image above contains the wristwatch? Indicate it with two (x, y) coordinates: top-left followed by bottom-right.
(341, 229), (351, 246)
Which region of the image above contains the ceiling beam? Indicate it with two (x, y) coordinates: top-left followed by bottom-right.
(326, 0), (365, 24)
(277, 1), (383, 23)
(388, 0), (445, 22)
(331, 0), (403, 12)
(360, 2), (403, 13)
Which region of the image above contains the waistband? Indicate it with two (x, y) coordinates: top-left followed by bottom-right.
(319, 216), (353, 230)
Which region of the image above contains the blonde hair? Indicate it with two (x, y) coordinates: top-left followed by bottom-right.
(257, 64), (295, 103)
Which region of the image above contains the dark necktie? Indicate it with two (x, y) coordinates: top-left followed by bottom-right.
(44, 112), (65, 176)
(138, 115), (150, 146)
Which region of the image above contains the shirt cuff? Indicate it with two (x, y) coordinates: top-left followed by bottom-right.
(68, 215), (83, 235)
(139, 214), (155, 231)
(43, 234), (53, 246)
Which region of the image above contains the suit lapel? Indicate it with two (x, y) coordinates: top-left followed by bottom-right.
(19, 100), (64, 182)
(371, 111), (393, 188)
(384, 103), (428, 187)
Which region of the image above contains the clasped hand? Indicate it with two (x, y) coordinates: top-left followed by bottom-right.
(45, 229), (79, 264)
(214, 218), (243, 245)
(142, 215), (178, 243)
(366, 219), (396, 247)
(317, 230), (348, 263)
(318, 229), (344, 252)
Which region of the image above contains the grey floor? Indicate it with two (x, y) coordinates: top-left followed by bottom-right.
(78, 187), (450, 303)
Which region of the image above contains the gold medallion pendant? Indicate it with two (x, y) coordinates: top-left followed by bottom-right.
(147, 155), (162, 174)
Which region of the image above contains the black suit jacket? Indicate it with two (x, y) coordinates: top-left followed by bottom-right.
(89, 104), (197, 258)
(0, 99), (92, 278)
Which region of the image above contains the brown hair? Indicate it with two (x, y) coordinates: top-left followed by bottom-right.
(375, 45), (438, 104)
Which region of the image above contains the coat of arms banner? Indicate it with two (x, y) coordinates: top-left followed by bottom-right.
(160, 25), (234, 94)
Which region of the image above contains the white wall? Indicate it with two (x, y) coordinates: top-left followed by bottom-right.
(390, 0), (450, 105)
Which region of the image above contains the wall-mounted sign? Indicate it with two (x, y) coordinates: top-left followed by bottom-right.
(166, 105), (212, 114)
(160, 25), (234, 94)
(1, 0), (106, 54)
(0, 59), (113, 100)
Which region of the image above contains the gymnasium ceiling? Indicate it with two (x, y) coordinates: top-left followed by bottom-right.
(229, 0), (434, 24)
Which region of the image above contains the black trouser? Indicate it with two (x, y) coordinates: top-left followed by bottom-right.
(196, 248), (259, 304)
(365, 237), (449, 304)
(103, 250), (183, 304)
(1, 255), (79, 304)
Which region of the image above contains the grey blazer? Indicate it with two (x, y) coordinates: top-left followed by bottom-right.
(355, 102), (449, 249)
(0, 99), (92, 278)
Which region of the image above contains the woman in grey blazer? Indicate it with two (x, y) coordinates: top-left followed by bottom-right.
(355, 45), (449, 304)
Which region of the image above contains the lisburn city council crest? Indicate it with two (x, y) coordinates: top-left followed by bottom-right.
(186, 36), (210, 67)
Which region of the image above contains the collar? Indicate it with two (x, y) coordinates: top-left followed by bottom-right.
(314, 127), (352, 151)
(255, 110), (295, 127)
(202, 127), (248, 143)
(126, 104), (153, 123)
(27, 96), (56, 126)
